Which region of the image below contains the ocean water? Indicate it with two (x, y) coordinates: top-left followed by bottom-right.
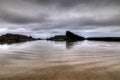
(0, 40), (120, 80)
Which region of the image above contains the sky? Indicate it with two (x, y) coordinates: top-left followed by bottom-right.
(0, 0), (120, 38)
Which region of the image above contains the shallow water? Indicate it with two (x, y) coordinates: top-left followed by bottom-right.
(0, 40), (120, 67)
(0, 40), (120, 80)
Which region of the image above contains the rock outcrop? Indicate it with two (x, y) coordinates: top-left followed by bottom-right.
(47, 35), (66, 41)
(47, 31), (85, 41)
(87, 37), (120, 41)
(66, 31), (85, 41)
(0, 33), (40, 44)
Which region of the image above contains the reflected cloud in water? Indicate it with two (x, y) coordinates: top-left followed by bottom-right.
(0, 40), (120, 68)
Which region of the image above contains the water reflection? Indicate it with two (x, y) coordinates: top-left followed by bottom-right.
(53, 41), (86, 49)
(0, 40), (120, 69)
(53, 41), (77, 49)
(66, 41), (76, 49)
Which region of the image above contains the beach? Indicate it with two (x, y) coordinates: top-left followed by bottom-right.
(0, 41), (120, 80)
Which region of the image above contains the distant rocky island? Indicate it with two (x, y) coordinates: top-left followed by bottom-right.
(87, 37), (120, 41)
(47, 31), (120, 42)
(0, 31), (120, 44)
(0, 33), (41, 44)
(47, 31), (85, 41)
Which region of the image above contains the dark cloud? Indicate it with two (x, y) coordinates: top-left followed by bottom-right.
(77, 17), (120, 26)
(26, 0), (120, 6)
(0, 0), (120, 37)
(0, 9), (50, 24)
(0, 14), (36, 24)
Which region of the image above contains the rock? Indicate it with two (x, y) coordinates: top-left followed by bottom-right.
(47, 31), (85, 41)
(87, 37), (120, 41)
(0, 33), (40, 44)
(66, 31), (85, 41)
(47, 35), (66, 41)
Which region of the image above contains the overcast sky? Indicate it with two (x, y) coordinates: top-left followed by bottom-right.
(0, 0), (120, 37)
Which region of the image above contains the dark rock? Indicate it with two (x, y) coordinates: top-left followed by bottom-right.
(47, 31), (85, 41)
(66, 31), (85, 41)
(0, 33), (39, 44)
(87, 37), (120, 41)
(36, 38), (42, 40)
(47, 35), (66, 41)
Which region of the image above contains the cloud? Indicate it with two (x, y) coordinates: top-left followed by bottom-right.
(0, 11), (50, 24)
(26, 0), (120, 7)
(0, 0), (120, 37)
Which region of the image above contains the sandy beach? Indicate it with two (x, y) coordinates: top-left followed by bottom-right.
(0, 41), (120, 80)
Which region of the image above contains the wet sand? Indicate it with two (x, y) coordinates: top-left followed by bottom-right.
(0, 41), (120, 80)
(0, 65), (120, 80)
